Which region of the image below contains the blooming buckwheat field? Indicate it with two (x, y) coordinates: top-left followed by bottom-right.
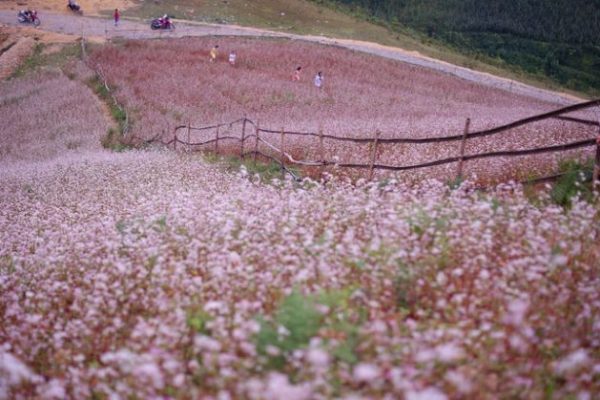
(89, 37), (597, 182)
(0, 36), (599, 400)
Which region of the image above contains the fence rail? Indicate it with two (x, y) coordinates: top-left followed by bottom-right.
(174, 99), (600, 145)
(147, 99), (600, 185)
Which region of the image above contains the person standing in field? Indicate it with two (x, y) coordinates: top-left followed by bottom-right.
(228, 50), (237, 66)
(292, 66), (302, 81)
(113, 8), (120, 27)
(314, 71), (323, 89)
(210, 45), (219, 63)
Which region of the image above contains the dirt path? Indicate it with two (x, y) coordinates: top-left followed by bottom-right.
(0, 10), (583, 105)
(0, 0), (132, 15)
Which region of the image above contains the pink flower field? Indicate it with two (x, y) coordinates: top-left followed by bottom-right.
(0, 36), (599, 399)
(0, 70), (108, 164)
(1, 149), (599, 399)
(89, 37), (597, 182)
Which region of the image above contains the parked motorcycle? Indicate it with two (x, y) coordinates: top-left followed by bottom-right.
(67, 2), (83, 15)
(17, 10), (40, 26)
(150, 16), (175, 30)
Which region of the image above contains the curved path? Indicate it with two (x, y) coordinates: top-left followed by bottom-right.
(0, 10), (583, 105)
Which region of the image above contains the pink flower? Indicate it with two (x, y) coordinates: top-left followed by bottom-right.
(353, 363), (380, 382)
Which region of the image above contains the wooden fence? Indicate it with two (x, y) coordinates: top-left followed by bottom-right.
(148, 99), (600, 184)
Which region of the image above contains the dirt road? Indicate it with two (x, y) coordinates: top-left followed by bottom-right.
(0, 10), (582, 105)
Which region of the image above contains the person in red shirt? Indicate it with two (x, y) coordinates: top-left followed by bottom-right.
(292, 66), (302, 81)
(114, 8), (120, 27)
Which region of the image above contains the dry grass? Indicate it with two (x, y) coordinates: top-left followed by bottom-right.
(129, 0), (413, 46)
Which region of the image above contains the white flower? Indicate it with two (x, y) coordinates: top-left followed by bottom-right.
(405, 387), (448, 400)
(503, 298), (529, 326)
(264, 372), (312, 400)
(445, 371), (472, 394)
(228, 251), (242, 266)
(204, 301), (224, 312)
(266, 345), (280, 357)
(435, 343), (464, 363)
(353, 363), (380, 382)
(38, 379), (65, 399)
(555, 350), (589, 374)
(194, 335), (222, 352)
(0, 351), (39, 386)
(306, 348), (329, 368)
(436, 272), (447, 286)
(277, 325), (290, 337)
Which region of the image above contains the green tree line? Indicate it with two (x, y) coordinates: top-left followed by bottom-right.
(313, 0), (600, 96)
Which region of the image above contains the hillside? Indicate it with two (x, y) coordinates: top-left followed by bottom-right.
(316, 0), (600, 96)
(90, 36), (595, 183)
(0, 69), (108, 162)
(1, 104), (599, 398)
(2, 0), (597, 97)
(1, 4), (599, 400)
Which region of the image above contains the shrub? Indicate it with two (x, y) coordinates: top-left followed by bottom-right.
(255, 291), (322, 369)
(551, 158), (594, 207)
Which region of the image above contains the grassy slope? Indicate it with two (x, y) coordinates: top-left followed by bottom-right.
(311, 0), (600, 97)
(122, 0), (589, 99)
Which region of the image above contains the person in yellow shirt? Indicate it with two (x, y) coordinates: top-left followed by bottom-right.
(209, 45), (219, 62)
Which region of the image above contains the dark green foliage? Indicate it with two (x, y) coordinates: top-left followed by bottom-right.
(395, 270), (416, 309)
(203, 154), (301, 184)
(313, 0), (600, 95)
(447, 175), (464, 190)
(100, 127), (128, 152)
(0, 255), (15, 275)
(254, 288), (362, 370)
(187, 308), (213, 335)
(255, 291), (322, 369)
(87, 76), (132, 151)
(10, 43), (83, 79)
(323, 0), (599, 44)
(551, 159), (594, 207)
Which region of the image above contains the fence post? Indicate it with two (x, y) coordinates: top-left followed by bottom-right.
(215, 126), (220, 154)
(456, 118), (471, 181)
(173, 128), (177, 151)
(368, 130), (380, 181)
(319, 127), (325, 173)
(254, 122), (259, 163)
(280, 127), (286, 176)
(80, 32), (86, 59)
(241, 118), (247, 159)
(187, 120), (191, 152)
(594, 136), (600, 191)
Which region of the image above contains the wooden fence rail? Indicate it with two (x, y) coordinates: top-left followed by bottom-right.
(231, 99), (600, 144)
(158, 99), (600, 184)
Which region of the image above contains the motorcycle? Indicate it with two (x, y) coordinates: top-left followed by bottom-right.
(150, 17), (175, 30)
(67, 2), (83, 15)
(17, 10), (40, 27)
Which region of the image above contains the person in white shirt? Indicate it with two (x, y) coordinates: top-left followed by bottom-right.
(228, 50), (237, 66)
(314, 71), (323, 89)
